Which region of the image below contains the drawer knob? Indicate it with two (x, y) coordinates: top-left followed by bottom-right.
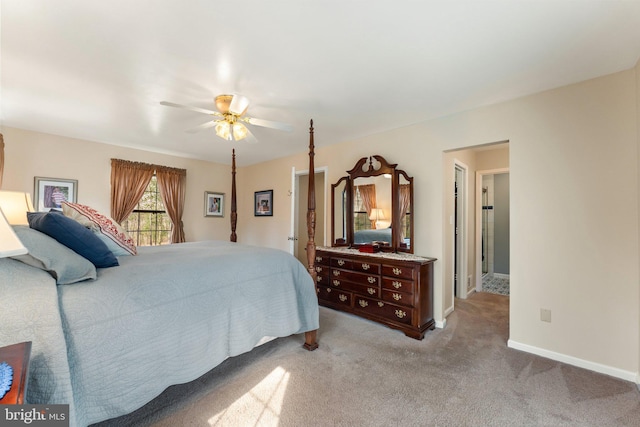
(339, 294), (347, 302)
(392, 293), (402, 301)
(392, 281), (402, 289)
(359, 300), (369, 308)
(332, 280), (341, 287)
(367, 287), (376, 295)
(362, 263), (370, 270)
(393, 267), (402, 276)
(395, 309), (407, 319)
(316, 266), (323, 273)
(337, 259), (345, 266)
(326, 288), (331, 293)
(378, 302), (384, 307)
(316, 256), (322, 262)
(367, 276), (376, 284)
(316, 276), (321, 283)
(333, 270), (341, 276)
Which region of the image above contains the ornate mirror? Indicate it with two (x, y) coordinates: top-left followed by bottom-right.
(331, 155), (414, 253)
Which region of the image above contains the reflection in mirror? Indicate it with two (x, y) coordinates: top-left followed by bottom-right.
(399, 173), (411, 250)
(332, 177), (348, 245)
(353, 175), (392, 247)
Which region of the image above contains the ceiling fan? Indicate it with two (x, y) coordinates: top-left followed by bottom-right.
(160, 94), (293, 143)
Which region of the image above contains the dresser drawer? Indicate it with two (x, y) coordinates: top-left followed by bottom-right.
(330, 277), (379, 298)
(318, 286), (351, 307)
(332, 257), (380, 274)
(382, 264), (415, 280)
(315, 253), (331, 266)
(381, 277), (415, 294)
(381, 289), (413, 307)
(316, 270), (329, 286)
(330, 268), (379, 286)
(352, 296), (413, 325)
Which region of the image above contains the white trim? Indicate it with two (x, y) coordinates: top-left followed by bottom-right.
(493, 272), (510, 280)
(444, 304), (455, 318)
(454, 160), (469, 299)
(508, 339), (639, 383)
(292, 166), (329, 248)
(435, 318), (447, 329)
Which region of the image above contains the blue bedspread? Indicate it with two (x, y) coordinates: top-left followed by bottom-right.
(1, 240), (319, 426)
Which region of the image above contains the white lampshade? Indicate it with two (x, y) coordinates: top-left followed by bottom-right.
(0, 207), (27, 257)
(0, 191), (35, 225)
(369, 208), (385, 221)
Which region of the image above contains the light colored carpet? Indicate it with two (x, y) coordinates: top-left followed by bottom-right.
(94, 293), (639, 426)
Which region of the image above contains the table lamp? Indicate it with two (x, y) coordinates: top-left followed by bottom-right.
(0, 206), (27, 257)
(0, 191), (35, 225)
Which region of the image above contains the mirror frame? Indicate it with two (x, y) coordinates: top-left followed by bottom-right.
(330, 155), (414, 253)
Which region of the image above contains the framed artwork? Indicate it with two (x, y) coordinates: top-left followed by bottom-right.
(254, 190), (273, 216)
(205, 191), (224, 217)
(34, 177), (78, 211)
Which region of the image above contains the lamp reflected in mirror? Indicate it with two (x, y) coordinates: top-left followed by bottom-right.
(369, 208), (385, 229)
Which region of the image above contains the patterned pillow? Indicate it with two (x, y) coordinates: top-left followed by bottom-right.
(62, 202), (137, 255)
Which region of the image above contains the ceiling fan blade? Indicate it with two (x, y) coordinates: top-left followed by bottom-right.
(160, 101), (220, 116)
(185, 120), (219, 133)
(242, 127), (259, 143)
(246, 117), (293, 132)
(228, 94), (250, 116)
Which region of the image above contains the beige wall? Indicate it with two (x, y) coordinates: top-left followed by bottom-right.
(1, 127), (233, 242)
(2, 66), (638, 382)
(246, 69), (639, 381)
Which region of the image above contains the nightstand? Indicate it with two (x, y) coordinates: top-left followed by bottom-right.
(0, 341), (32, 404)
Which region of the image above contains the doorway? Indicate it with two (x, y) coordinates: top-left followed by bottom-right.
(475, 168), (509, 294)
(290, 167), (327, 267)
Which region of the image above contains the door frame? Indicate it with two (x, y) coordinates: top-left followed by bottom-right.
(454, 160), (469, 299)
(290, 166), (328, 256)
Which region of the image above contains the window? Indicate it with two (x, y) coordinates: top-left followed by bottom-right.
(123, 176), (172, 246)
(353, 187), (370, 231)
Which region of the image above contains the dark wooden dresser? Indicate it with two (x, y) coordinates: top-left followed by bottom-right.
(315, 247), (436, 339)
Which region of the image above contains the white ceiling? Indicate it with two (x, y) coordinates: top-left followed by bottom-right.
(2, 1), (640, 166)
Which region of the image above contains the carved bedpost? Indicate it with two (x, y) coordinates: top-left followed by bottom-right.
(230, 149), (238, 243)
(303, 119), (319, 351)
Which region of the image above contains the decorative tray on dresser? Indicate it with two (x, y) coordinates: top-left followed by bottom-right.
(315, 247), (436, 339)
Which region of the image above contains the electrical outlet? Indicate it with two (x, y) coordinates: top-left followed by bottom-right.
(540, 309), (552, 323)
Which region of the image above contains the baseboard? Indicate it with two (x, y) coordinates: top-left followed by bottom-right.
(508, 339), (639, 383)
(493, 273), (510, 280)
(435, 318), (447, 329)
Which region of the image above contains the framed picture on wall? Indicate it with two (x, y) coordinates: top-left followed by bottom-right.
(204, 191), (224, 217)
(254, 190), (273, 216)
(34, 177), (78, 211)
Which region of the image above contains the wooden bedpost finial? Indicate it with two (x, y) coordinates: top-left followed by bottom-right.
(230, 149), (238, 243)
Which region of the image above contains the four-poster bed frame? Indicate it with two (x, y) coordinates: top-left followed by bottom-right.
(228, 119), (319, 351)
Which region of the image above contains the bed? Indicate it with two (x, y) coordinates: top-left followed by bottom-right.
(0, 121), (320, 426)
(354, 227), (392, 244)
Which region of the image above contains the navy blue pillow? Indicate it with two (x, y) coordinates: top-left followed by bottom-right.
(27, 211), (119, 268)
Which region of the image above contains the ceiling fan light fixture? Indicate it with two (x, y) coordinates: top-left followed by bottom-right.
(232, 122), (248, 141)
(215, 121), (231, 140)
